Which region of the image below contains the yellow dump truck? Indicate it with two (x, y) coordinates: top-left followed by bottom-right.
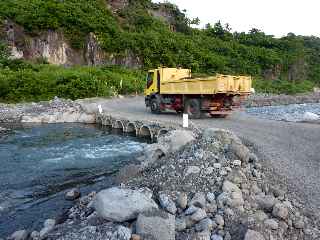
(144, 67), (252, 118)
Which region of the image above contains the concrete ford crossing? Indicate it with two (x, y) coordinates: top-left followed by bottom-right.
(144, 67), (252, 118)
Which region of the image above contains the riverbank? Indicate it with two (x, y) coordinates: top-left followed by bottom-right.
(1, 97), (320, 240)
(8, 127), (319, 240)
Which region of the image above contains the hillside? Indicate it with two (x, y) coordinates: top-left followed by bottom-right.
(0, 0), (319, 102)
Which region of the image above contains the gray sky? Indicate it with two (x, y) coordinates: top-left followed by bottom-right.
(154, 0), (319, 37)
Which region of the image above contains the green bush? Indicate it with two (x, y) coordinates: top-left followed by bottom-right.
(0, 63), (145, 103)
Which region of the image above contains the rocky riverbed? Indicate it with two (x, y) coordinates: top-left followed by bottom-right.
(7, 128), (319, 240)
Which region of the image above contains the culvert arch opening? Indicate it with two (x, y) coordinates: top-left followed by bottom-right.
(139, 125), (153, 140)
(126, 122), (137, 136)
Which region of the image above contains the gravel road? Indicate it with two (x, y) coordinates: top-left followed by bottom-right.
(79, 96), (320, 212)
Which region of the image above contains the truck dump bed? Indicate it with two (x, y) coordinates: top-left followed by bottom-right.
(159, 68), (252, 95)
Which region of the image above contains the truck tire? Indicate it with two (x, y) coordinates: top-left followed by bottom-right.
(185, 98), (201, 119)
(150, 97), (161, 114)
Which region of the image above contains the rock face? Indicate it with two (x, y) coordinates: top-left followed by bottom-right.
(92, 187), (158, 222)
(136, 209), (175, 240)
(3, 20), (141, 68)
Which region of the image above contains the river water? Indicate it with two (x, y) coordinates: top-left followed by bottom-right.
(0, 124), (147, 237)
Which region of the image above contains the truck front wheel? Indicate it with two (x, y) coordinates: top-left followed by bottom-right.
(150, 97), (161, 114)
(185, 98), (201, 119)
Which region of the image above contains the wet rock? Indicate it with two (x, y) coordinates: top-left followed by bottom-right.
(159, 193), (177, 214)
(9, 230), (29, 240)
(136, 209), (175, 240)
(65, 188), (81, 201)
(264, 218), (279, 230)
(40, 219), (56, 238)
(177, 192), (188, 209)
(190, 192), (207, 208)
(244, 230), (265, 240)
(272, 203), (289, 220)
(93, 187), (158, 222)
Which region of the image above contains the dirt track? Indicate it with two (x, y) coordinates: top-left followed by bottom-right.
(80, 96), (320, 212)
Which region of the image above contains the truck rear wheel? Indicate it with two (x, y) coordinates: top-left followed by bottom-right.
(185, 98), (201, 119)
(150, 97), (161, 114)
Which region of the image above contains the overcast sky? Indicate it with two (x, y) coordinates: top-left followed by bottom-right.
(154, 0), (319, 37)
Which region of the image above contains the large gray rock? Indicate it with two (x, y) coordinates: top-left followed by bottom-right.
(190, 192), (207, 208)
(222, 181), (244, 208)
(229, 141), (250, 163)
(256, 194), (277, 211)
(244, 230), (265, 240)
(161, 130), (195, 152)
(136, 209), (175, 240)
(93, 187), (158, 222)
(177, 192), (188, 209)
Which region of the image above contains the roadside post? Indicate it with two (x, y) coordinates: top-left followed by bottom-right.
(183, 114), (189, 128)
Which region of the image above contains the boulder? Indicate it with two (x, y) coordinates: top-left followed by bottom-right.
(136, 209), (175, 240)
(190, 208), (207, 222)
(9, 230), (29, 240)
(264, 219), (279, 230)
(192, 231), (211, 240)
(165, 130), (195, 152)
(159, 193), (177, 214)
(175, 217), (187, 231)
(222, 181), (244, 208)
(92, 187), (158, 222)
(244, 230), (265, 240)
(195, 218), (214, 232)
(229, 142), (250, 163)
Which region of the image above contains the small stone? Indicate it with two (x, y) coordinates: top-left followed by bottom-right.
(244, 230), (265, 240)
(211, 234), (223, 240)
(9, 230), (29, 240)
(159, 193), (177, 214)
(253, 210), (268, 222)
(177, 192), (188, 209)
(186, 166), (201, 176)
(65, 188), (81, 201)
(224, 231), (232, 240)
(264, 219), (279, 230)
(213, 163), (222, 169)
(195, 218), (214, 232)
(206, 192), (216, 203)
(272, 203), (289, 220)
(205, 202), (218, 214)
(205, 167), (214, 175)
(232, 160), (242, 167)
(190, 192), (207, 208)
(190, 208), (207, 222)
(215, 214), (224, 227)
(219, 169), (228, 176)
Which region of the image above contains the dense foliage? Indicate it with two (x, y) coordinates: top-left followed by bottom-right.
(0, 61), (145, 102)
(0, 0), (319, 101)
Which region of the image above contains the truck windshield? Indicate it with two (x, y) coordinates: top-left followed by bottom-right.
(147, 72), (154, 88)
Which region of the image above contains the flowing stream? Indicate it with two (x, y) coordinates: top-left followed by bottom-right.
(0, 123), (147, 237)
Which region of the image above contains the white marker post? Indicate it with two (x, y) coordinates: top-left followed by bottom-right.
(183, 114), (189, 128)
(98, 104), (103, 114)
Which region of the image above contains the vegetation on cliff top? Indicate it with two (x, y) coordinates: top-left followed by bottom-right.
(0, 0), (319, 101)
